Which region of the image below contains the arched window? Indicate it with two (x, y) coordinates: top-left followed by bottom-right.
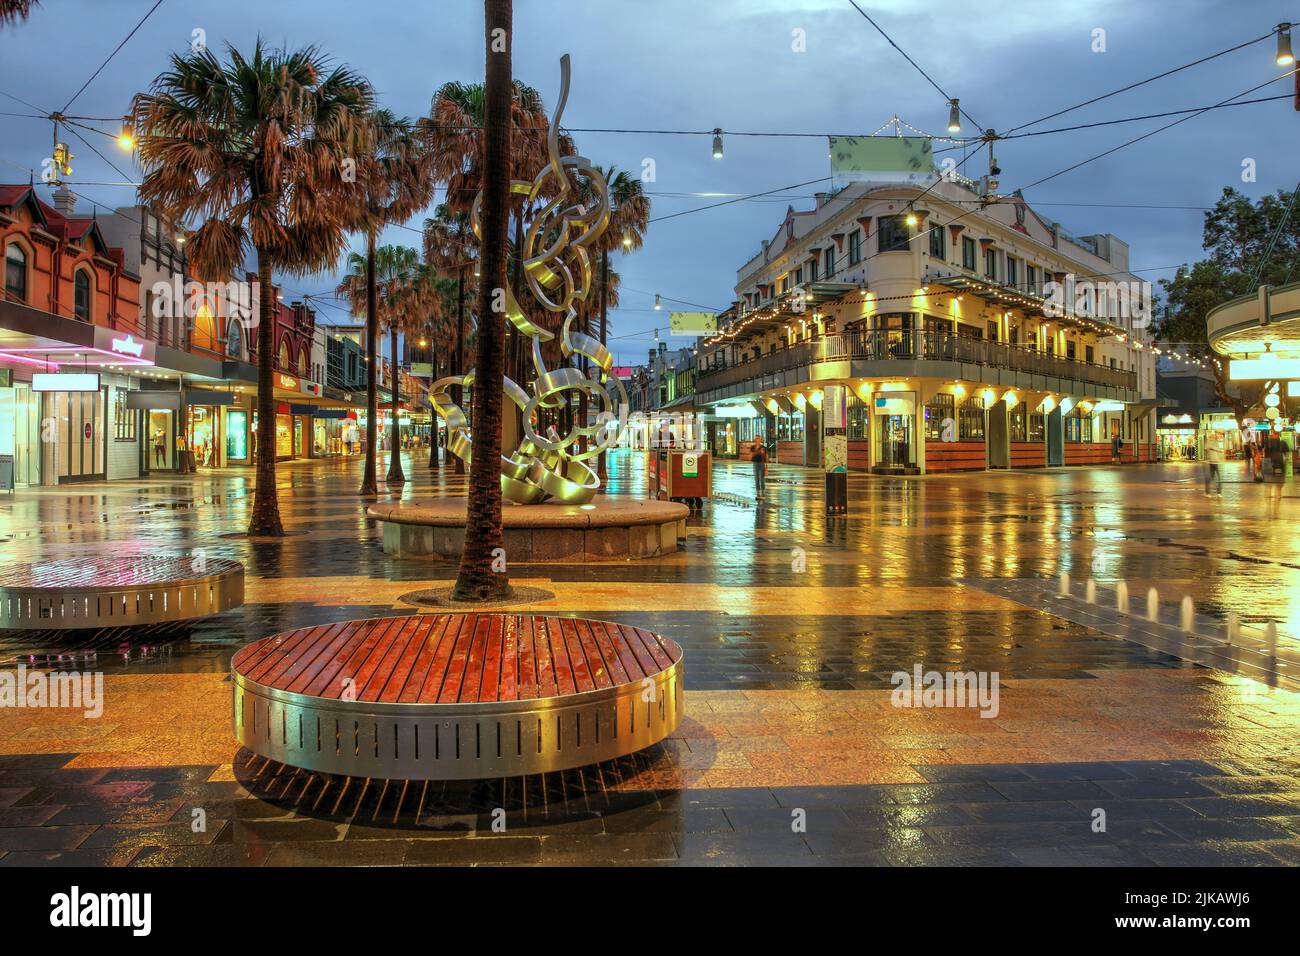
(225, 319), (243, 360)
(4, 242), (27, 302)
(298, 347), (309, 378)
(74, 269), (92, 321)
(278, 340), (291, 371)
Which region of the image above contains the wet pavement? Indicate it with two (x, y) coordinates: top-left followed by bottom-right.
(0, 451), (1297, 866)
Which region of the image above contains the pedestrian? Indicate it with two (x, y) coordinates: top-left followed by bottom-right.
(750, 436), (768, 499)
(1204, 431), (1224, 496)
(1111, 432), (1123, 464)
(1253, 440), (1265, 483)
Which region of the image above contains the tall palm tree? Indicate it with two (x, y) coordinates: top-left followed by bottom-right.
(595, 165), (650, 348)
(336, 244), (421, 484)
(0, 0), (37, 25)
(452, 0), (513, 603)
(385, 256), (445, 483)
(423, 204), (476, 473)
(135, 40), (373, 536)
(343, 109), (435, 496)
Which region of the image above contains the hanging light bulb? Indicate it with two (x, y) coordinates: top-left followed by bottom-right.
(711, 128), (723, 160)
(1278, 23), (1294, 66)
(622, 232), (632, 248)
(947, 98), (961, 134)
(654, 293), (662, 310)
(117, 115), (135, 151)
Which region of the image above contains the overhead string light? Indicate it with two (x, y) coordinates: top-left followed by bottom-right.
(1277, 23), (1294, 66)
(712, 128), (724, 159)
(947, 98), (962, 134)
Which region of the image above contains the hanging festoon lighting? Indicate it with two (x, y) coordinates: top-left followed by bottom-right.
(1277, 23), (1294, 66)
(654, 293), (662, 310)
(947, 98), (961, 134)
(712, 128), (724, 159)
(117, 114), (135, 151)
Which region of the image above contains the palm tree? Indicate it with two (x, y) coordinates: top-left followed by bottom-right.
(336, 244), (422, 484)
(343, 109), (435, 496)
(452, 0), (513, 603)
(423, 204), (476, 473)
(595, 166), (650, 348)
(135, 40), (373, 536)
(0, 0), (38, 25)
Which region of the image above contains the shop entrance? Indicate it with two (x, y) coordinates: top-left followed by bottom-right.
(877, 414), (912, 468)
(45, 389), (105, 482)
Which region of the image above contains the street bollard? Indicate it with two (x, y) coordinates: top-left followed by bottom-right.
(1226, 611), (1238, 646)
(1180, 595), (1195, 633)
(1086, 579), (1097, 604)
(1059, 571), (1070, 598)
(1116, 580), (1128, 614)
(1147, 587), (1159, 622)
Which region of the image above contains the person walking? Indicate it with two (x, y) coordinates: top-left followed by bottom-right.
(1204, 431), (1224, 496)
(749, 436), (768, 500)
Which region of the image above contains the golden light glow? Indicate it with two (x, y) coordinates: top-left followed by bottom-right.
(1040, 395), (1055, 413)
(1230, 357), (1300, 380)
(952, 383), (966, 398)
(808, 389), (824, 409)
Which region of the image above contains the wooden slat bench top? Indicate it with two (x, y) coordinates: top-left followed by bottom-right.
(231, 614), (683, 706)
(0, 556), (243, 591)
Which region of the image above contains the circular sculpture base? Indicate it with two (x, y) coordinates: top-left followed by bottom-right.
(0, 556), (244, 630)
(368, 497), (690, 562)
(231, 613), (684, 780)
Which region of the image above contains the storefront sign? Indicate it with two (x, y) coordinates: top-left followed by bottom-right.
(32, 372), (100, 392)
(277, 373), (299, 390)
(109, 334), (145, 358)
(682, 453), (698, 477)
(822, 385), (848, 429)
(0, 454), (13, 492)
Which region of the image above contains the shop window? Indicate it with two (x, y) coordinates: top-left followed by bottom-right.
(1006, 256), (1019, 288)
(1065, 409), (1093, 443)
(4, 242), (27, 301)
(925, 393), (954, 441)
(824, 246), (835, 277)
(984, 247), (998, 281)
(847, 394), (869, 439)
(848, 230), (862, 264)
(74, 270), (92, 321)
(1028, 411), (1045, 443)
(959, 395), (985, 441)
(113, 389), (136, 441)
(1010, 402), (1027, 441)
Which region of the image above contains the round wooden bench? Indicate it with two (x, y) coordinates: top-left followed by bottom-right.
(231, 613), (684, 780)
(0, 556), (244, 630)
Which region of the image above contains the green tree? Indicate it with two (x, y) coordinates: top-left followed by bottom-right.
(1155, 186), (1300, 417)
(343, 109), (435, 496)
(135, 40), (373, 535)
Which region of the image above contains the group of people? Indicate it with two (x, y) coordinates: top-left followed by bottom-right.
(1204, 431), (1290, 497)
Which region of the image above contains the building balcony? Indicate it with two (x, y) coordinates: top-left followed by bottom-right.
(695, 329), (1139, 405)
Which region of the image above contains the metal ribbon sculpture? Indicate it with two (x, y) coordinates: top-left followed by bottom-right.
(429, 54), (627, 505)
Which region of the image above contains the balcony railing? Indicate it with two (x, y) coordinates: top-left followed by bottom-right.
(698, 329), (1137, 393)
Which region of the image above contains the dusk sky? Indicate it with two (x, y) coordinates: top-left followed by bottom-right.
(2, 0), (1295, 365)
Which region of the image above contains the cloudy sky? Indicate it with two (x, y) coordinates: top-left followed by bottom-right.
(1, 0), (1294, 364)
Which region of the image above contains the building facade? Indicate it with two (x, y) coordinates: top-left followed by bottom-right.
(1, 185), (145, 486)
(695, 179), (1159, 473)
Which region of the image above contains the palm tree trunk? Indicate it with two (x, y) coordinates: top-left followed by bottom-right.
(387, 325), (405, 483)
(453, 0), (512, 602)
(248, 250), (284, 536)
(597, 248), (609, 481)
(360, 230), (380, 495)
